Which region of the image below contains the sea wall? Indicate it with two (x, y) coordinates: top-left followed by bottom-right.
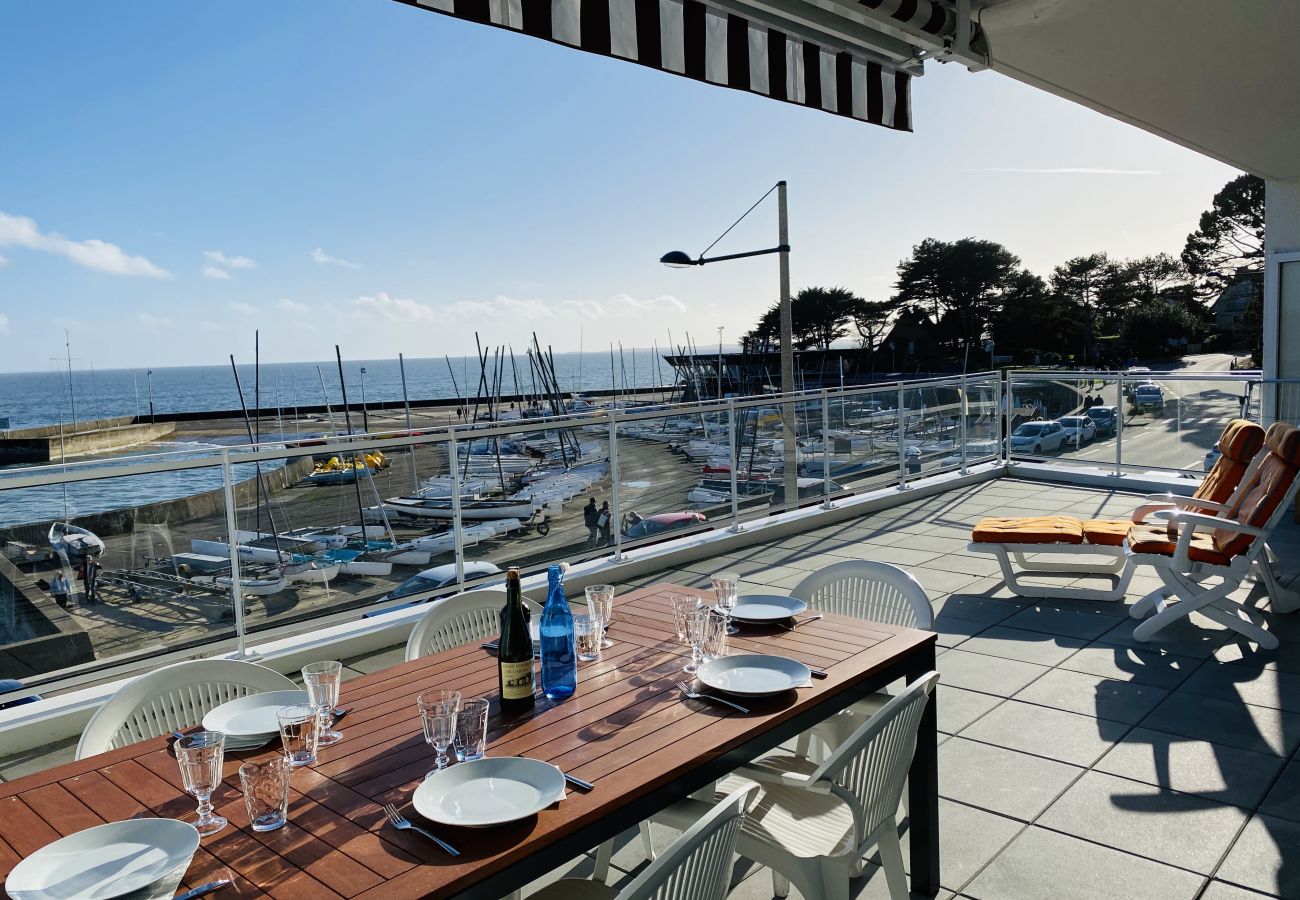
(0, 421), (176, 464)
(0, 456), (316, 546)
(0, 555), (94, 679)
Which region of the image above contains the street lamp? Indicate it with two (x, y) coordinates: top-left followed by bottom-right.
(146, 370), (155, 424)
(359, 366), (369, 434)
(661, 181), (796, 505)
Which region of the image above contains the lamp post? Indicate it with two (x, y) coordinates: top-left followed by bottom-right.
(146, 370), (155, 424)
(359, 366), (370, 434)
(661, 181), (797, 505)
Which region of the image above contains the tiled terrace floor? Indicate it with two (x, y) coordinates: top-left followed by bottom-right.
(5, 476), (1299, 898)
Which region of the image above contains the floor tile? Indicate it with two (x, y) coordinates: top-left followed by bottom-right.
(1013, 668), (1169, 724)
(1058, 642), (1199, 689)
(1038, 770), (1247, 875)
(958, 625), (1088, 667)
(1001, 604), (1124, 641)
(1094, 727), (1285, 811)
(938, 737), (1081, 820)
(1200, 881), (1282, 900)
(935, 649), (1049, 698)
(960, 700), (1127, 766)
(1260, 760), (1300, 824)
(964, 825), (1203, 900)
(0, 738), (76, 781)
(1178, 664), (1300, 714)
(1096, 613), (1231, 659)
(1140, 692), (1300, 757)
(1216, 814), (1300, 899)
(932, 615), (990, 649)
(885, 799), (1022, 891)
(930, 590), (1025, 625)
(936, 686), (1003, 735)
(910, 568), (983, 597)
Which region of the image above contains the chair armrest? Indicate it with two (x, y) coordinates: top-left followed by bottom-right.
(1166, 511), (1266, 537)
(1133, 497), (1230, 522)
(733, 762), (831, 793)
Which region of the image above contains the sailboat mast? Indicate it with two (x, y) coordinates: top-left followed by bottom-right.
(65, 329), (76, 430)
(399, 353), (419, 493)
(334, 347), (370, 537)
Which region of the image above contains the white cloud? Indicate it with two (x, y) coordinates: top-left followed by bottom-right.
(278, 297), (309, 314)
(311, 247), (360, 269)
(0, 212), (170, 278)
(352, 291), (687, 326)
(0, 313), (9, 336)
(136, 312), (173, 333)
(203, 249), (255, 269)
(968, 167), (1160, 176)
(353, 292), (435, 322)
(228, 301), (256, 315)
(202, 264), (232, 280)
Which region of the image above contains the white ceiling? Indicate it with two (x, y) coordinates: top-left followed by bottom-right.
(975, 0), (1300, 181)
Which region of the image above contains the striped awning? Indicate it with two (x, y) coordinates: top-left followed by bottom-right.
(399, 0), (913, 130)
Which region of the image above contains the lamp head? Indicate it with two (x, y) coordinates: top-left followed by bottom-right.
(659, 250), (697, 268)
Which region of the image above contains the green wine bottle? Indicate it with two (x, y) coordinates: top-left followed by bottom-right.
(498, 567), (536, 713)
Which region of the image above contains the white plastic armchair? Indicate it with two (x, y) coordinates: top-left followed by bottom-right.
(651, 672), (939, 900)
(404, 589), (541, 661)
(530, 785), (757, 900)
(76, 659), (297, 760)
(789, 561), (932, 759)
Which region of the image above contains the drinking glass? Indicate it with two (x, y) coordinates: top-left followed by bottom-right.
(585, 584), (615, 649)
(176, 731), (227, 837)
(238, 756), (291, 832)
(277, 705), (320, 767)
(682, 607), (710, 674)
(418, 690), (461, 776)
(453, 698), (491, 762)
(711, 571), (740, 635)
(302, 660), (343, 747)
(670, 594), (702, 644)
(701, 610), (729, 661)
(574, 614), (603, 662)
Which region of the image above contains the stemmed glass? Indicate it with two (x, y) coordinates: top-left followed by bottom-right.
(302, 660), (343, 747)
(682, 607), (709, 674)
(176, 731), (228, 837)
(711, 572), (740, 635)
(586, 585), (615, 649)
(669, 594), (702, 644)
(418, 690), (461, 776)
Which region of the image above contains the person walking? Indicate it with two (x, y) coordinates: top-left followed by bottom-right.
(50, 571), (70, 609)
(597, 501), (612, 547)
(583, 498), (599, 550)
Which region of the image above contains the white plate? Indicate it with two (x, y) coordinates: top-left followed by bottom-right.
(413, 757), (566, 827)
(201, 689), (308, 739)
(697, 654), (812, 697)
(6, 818), (199, 900)
(727, 594), (808, 623)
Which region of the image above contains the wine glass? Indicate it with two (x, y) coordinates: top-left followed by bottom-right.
(585, 584), (615, 649)
(176, 731), (228, 837)
(302, 660), (343, 746)
(418, 690), (461, 776)
(682, 607), (709, 674)
(711, 571), (740, 635)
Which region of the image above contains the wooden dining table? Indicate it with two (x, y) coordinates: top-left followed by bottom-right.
(0, 582), (939, 900)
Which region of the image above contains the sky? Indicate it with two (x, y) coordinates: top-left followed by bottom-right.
(0, 1), (1237, 373)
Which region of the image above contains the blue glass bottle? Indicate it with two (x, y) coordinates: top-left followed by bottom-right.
(539, 564), (576, 700)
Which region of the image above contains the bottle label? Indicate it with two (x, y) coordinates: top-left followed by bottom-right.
(500, 659), (535, 700)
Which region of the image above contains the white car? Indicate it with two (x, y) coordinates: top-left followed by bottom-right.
(383, 561), (502, 601)
(1008, 420), (1068, 454)
(1058, 416), (1097, 446)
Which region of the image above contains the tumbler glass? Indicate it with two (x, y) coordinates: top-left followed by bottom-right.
(277, 705), (320, 768)
(574, 614), (603, 662)
(453, 698), (491, 762)
(701, 609), (729, 661)
(670, 594), (702, 644)
(239, 756), (291, 832)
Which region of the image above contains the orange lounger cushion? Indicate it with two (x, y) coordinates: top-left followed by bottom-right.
(971, 516), (1084, 544)
(1126, 523), (1231, 566)
(1081, 519), (1130, 547)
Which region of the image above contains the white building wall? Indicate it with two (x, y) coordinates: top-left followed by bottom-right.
(1263, 178), (1300, 423)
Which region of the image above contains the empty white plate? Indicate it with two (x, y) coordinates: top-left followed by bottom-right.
(697, 654), (812, 697)
(6, 818), (199, 900)
(727, 594), (808, 623)
(413, 757), (566, 827)
(202, 689), (308, 739)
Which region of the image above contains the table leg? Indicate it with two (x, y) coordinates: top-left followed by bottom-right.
(907, 641), (940, 896)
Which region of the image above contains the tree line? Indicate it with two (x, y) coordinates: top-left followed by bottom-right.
(740, 174), (1265, 369)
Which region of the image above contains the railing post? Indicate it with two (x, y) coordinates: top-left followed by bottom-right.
(821, 391), (833, 509)
(1002, 371), (1012, 468)
(959, 375), (969, 475)
(1114, 372), (1124, 477)
(897, 381), (908, 490)
(608, 409), (623, 561)
(727, 399), (742, 532)
(448, 428), (464, 589)
(220, 450), (254, 660)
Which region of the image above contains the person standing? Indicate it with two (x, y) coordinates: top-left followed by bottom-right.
(582, 498), (599, 550)
(597, 501), (612, 547)
(81, 557), (102, 605)
(50, 571), (70, 609)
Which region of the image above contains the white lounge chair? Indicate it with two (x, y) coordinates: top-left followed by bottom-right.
(77, 659), (297, 759)
(1128, 422), (1300, 649)
(530, 785), (756, 900)
(404, 589), (541, 661)
(650, 672), (939, 900)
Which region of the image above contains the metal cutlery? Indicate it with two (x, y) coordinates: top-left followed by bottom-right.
(676, 681), (749, 714)
(480, 640), (499, 651)
(174, 880), (230, 900)
(331, 706), (351, 722)
(561, 771), (594, 792)
(382, 803), (460, 857)
(778, 614), (823, 632)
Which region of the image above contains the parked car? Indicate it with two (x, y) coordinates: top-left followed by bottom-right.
(383, 561), (502, 601)
(623, 511), (707, 540)
(1058, 415), (1097, 446)
(1205, 445), (1221, 472)
(1084, 405), (1119, 437)
(1008, 420), (1068, 454)
(1133, 383), (1165, 415)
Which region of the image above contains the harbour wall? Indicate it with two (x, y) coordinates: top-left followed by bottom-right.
(0, 554), (95, 679)
(0, 420), (176, 464)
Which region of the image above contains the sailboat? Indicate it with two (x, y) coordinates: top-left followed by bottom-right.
(48, 522), (105, 564)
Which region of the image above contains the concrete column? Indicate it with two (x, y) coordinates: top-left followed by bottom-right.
(1262, 177), (1300, 423)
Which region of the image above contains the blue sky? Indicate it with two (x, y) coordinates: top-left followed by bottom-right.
(0, 1), (1235, 373)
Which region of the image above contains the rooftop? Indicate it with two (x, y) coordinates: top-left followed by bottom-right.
(4, 475), (1297, 899)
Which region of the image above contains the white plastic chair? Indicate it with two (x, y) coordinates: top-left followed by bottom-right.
(650, 672), (939, 900)
(404, 589), (541, 661)
(76, 659), (297, 759)
(789, 561), (933, 759)
(530, 785), (757, 900)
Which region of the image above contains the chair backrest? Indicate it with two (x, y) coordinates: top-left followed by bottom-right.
(812, 671), (939, 839)
(1215, 423), (1300, 559)
(791, 561), (933, 631)
(614, 784), (756, 900)
(404, 588), (541, 661)
(77, 659), (297, 759)
(1194, 418), (1267, 506)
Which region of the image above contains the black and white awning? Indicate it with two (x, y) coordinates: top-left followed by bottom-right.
(400, 0), (913, 130)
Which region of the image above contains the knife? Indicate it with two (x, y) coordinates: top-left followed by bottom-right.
(779, 614), (824, 631)
(174, 879), (231, 899)
(563, 772), (594, 792)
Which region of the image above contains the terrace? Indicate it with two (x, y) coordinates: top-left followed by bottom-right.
(1, 369), (1297, 898)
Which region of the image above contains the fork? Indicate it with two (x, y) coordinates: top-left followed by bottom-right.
(778, 614), (824, 631)
(676, 681), (749, 714)
(382, 803), (460, 857)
